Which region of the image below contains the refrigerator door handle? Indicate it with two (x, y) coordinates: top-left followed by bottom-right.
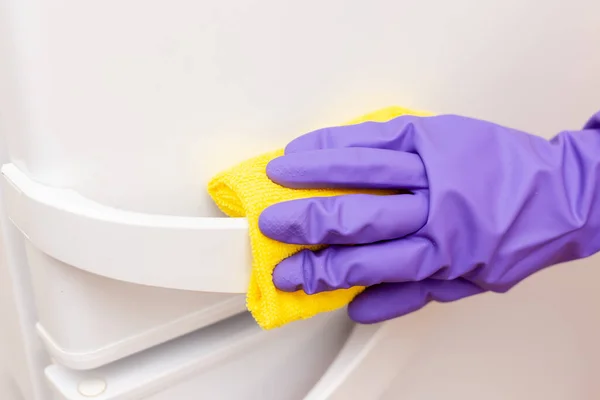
(1, 163), (251, 293)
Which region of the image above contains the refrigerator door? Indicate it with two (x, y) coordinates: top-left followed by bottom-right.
(0, 0), (599, 399)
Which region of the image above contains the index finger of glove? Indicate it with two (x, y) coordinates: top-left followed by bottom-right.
(285, 115), (423, 154)
(266, 147), (428, 190)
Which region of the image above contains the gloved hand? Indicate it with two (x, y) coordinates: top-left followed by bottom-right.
(259, 110), (600, 324)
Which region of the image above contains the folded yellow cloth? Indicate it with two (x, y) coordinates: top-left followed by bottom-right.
(207, 106), (431, 329)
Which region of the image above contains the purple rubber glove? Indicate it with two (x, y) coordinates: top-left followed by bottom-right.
(259, 110), (600, 324)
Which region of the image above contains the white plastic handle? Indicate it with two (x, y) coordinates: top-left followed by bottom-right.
(1, 163), (251, 293)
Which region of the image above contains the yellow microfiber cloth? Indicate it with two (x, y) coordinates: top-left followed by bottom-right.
(208, 106), (432, 329)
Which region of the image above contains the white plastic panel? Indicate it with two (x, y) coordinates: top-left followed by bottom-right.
(309, 256), (600, 400)
(26, 246), (246, 370)
(304, 318), (424, 400)
(2, 0), (598, 219)
(45, 310), (354, 400)
(0, 162), (51, 400)
(0, 60), (51, 399)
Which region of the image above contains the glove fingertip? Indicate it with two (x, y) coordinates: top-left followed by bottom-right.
(272, 266), (301, 292)
(266, 154), (319, 188)
(272, 254), (305, 292)
(265, 156), (288, 184)
(257, 203), (290, 241)
(347, 283), (415, 324)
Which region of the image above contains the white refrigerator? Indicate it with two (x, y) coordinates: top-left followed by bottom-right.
(1, 1), (599, 399)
